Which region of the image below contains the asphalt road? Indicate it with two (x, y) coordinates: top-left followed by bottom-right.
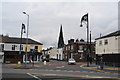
(1, 73), (120, 80)
(1, 60), (120, 80)
(2, 73), (38, 80)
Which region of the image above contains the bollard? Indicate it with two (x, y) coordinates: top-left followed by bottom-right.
(18, 61), (21, 67)
(44, 61), (46, 65)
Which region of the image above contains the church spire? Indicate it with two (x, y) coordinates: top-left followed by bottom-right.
(58, 24), (64, 48)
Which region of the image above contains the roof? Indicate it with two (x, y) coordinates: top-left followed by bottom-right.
(95, 30), (120, 40)
(65, 41), (95, 46)
(0, 35), (43, 45)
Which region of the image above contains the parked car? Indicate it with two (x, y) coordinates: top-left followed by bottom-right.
(68, 58), (76, 65)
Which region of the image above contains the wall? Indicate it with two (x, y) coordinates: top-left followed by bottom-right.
(2, 43), (42, 52)
(4, 43), (21, 51)
(49, 47), (57, 59)
(96, 36), (120, 54)
(23, 44), (42, 52)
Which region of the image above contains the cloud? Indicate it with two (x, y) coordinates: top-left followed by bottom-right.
(2, 2), (118, 48)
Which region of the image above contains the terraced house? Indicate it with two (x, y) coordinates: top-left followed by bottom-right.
(95, 30), (120, 66)
(0, 35), (43, 63)
(63, 39), (95, 62)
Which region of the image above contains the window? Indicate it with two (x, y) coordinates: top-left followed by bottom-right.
(21, 45), (23, 50)
(35, 46), (38, 52)
(12, 45), (16, 50)
(68, 46), (70, 50)
(99, 40), (102, 46)
(0, 44), (4, 51)
(20, 45), (23, 50)
(30, 46), (34, 52)
(104, 39), (108, 45)
(79, 46), (83, 50)
(71, 45), (73, 50)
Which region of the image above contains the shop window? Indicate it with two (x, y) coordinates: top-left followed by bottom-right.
(6, 55), (15, 59)
(32, 55), (37, 61)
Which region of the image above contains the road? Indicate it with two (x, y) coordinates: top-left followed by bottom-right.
(1, 60), (120, 80)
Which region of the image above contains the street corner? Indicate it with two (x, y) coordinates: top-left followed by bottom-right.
(80, 64), (120, 74)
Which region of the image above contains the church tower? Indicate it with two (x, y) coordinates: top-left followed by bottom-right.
(58, 24), (64, 48)
(57, 24), (64, 60)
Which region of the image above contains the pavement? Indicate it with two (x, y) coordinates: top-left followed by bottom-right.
(80, 63), (120, 74)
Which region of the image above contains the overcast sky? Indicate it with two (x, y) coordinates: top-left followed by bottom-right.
(1, 1), (119, 49)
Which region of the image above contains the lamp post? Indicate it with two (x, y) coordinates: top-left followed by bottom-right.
(80, 13), (89, 67)
(23, 12), (29, 66)
(19, 24), (26, 54)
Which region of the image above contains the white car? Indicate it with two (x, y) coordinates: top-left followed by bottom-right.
(68, 58), (76, 65)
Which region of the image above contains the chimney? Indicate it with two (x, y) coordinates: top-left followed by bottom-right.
(76, 39), (79, 42)
(80, 39), (84, 42)
(68, 40), (71, 44)
(71, 39), (74, 43)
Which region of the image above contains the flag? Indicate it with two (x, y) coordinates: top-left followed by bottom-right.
(22, 23), (25, 30)
(22, 23), (26, 33)
(80, 13), (88, 23)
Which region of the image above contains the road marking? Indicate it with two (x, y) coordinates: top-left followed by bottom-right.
(63, 70), (67, 72)
(56, 66), (64, 68)
(56, 70), (61, 71)
(75, 71), (81, 72)
(31, 73), (119, 79)
(67, 70), (74, 72)
(49, 69), (54, 71)
(27, 73), (41, 80)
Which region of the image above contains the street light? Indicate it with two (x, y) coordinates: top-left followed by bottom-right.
(23, 12), (29, 66)
(80, 13), (90, 67)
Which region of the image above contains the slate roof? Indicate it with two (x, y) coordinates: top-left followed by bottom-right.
(95, 30), (120, 40)
(0, 35), (43, 45)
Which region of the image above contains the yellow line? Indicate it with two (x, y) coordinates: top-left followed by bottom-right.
(106, 68), (120, 70)
(80, 64), (119, 74)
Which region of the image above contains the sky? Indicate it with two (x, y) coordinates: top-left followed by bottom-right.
(1, 0), (119, 49)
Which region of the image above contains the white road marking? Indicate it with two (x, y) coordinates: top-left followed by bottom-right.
(56, 66), (64, 68)
(49, 69), (54, 71)
(75, 71), (81, 72)
(27, 73), (41, 80)
(56, 70), (61, 71)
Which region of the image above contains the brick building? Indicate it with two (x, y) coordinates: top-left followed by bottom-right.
(63, 39), (95, 62)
